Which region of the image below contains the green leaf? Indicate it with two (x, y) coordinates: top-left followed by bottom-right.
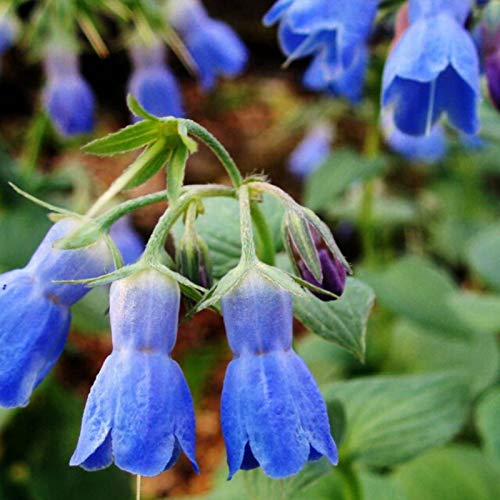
(188, 459), (336, 500)
(293, 278), (375, 361)
(82, 120), (159, 156)
(393, 445), (500, 500)
(0, 204), (52, 268)
(448, 291), (500, 334)
(360, 255), (474, 339)
(304, 149), (388, 211)
(466, 224), (500, 291)
(167, 144), (189, 202)
(70, 287), (110, 334)
(324, 373), (469, 467)
(124, 140), (171, 189)
(386, 320), (499, 397)
(0, 409), (15, 432)
(476, 386), (500, 463)
(0, 384), (132, 499)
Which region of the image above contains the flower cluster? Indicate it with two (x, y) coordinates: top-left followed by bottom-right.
(0, 105), (351, 480)
(264, 0), (377, 103)
(35, 0), (247, 135)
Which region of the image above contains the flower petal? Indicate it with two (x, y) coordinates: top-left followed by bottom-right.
(0, 270), (71, 408)
(70, 355), (116, 469)
(112, 353), (197, 476)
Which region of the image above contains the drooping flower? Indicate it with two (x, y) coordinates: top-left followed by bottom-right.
(0, 218), (113, 408)
(382, 4), (480, 136)
(220, 270), (338, 479)
(43, 49), (95, 136)
(109, 216), (145, 266)
(168, 0), (248, 90)
(71, 269), (198, 476)
(128, 40), (184, 119)
(382, 109), (447, 163)
(303, 45), (368, 103)
(288, 124), (332, 178)
(264, 0), (377, 101)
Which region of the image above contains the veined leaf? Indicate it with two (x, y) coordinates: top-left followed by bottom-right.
(324, 373), (469, 467)
(82, 120), (160, 156)
(293, 278), (374, 361)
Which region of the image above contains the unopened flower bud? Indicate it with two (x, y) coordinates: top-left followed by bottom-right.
(176, 231), (212, 289)
(285, 213), (348, 301)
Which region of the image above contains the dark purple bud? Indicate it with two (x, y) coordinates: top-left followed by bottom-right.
(486, 51), (500, 110)
(284, 214), (348, 301)
(298, 248), (347, 301)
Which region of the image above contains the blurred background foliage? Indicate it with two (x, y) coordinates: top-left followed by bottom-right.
(0, 0), (499, 499)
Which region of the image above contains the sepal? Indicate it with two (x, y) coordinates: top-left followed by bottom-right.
(8, 182), (79, 219)
(283, 211), (322, 283)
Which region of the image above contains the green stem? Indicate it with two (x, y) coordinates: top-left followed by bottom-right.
(96, 189), (168, 229)
(250, 201), (275, 265)
(20, 112), (49, 178)
(358, 124), (380, 267)
(142, 185), (236, 261)
(182, 120), (243, 188)
(86, 138), (167, 217)
(238, 185), (258, 265)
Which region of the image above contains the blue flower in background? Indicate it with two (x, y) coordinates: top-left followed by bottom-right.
(0, 14), (16, 55)
(382, 8), (481, 136)
(128, 41), (184, 119)
(169, 0), (248, 90)
(0, 218), (113, 408)
(221, 271), (338, 479)
(71, 270), (198, 476)
(43, 50), (95, 137)
(288, 124), (332, 178)
(264, 0), (376, 101)
(109, 216), (145, 265)
(303, 45), (368, 103)
(382, 110), (447, 163)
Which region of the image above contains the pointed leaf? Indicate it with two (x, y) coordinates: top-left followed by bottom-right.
(167, 144), (189, 202)
(82, 120), (159, 156)
(293, 278), (374, 361)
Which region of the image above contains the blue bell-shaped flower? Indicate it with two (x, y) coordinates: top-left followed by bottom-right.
(220, 270), (338, 479)
(0, 218), (113, 408)
(382, 4), (480, 136)
(70, 269), (198, 476)
(169, 0), (248, 90)
(43, 49), (95, 136)
(128, 40), (184, 119)
(288, 124), (332, 178)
